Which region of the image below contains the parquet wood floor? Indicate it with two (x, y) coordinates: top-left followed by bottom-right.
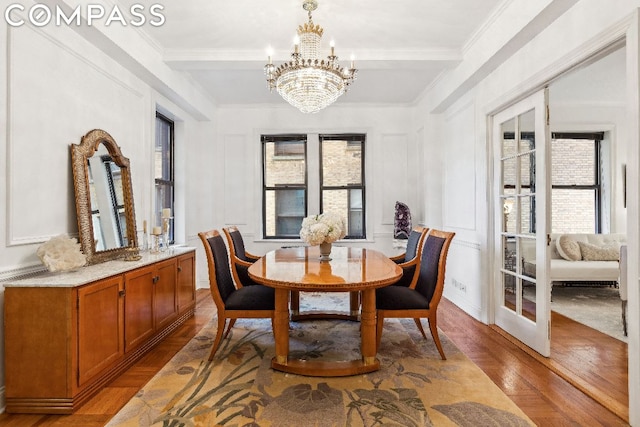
(0, 290), (628, 426)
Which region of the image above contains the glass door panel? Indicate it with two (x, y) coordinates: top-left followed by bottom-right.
(494, 88), (550, 357)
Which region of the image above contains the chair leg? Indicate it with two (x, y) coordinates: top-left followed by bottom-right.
(290, 290), (300, 315)
(223, 319), (236, 339)
(376, 314), (384, 350)
(414, 318), (428, 340)
(209, 316), (227, 361)
(350, 291), (360, 316)
(428, 313), (446, 360)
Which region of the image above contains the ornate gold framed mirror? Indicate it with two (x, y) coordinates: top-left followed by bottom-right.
(71, 129), (138, 264)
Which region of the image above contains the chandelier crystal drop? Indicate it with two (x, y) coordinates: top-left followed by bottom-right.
(264, 0), (357, 114)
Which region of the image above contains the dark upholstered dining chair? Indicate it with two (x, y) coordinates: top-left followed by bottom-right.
(376, 229), (455, 359)
(223, 226), (305, 315)
(348, 227), (430, 315)
(223, 226), (261, 288)
(198, 229), (274, 360)
(388, 226), (429, 288)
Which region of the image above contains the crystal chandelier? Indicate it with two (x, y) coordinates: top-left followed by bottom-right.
(264, 0), (357, 114)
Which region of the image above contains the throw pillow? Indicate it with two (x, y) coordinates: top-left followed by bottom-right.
(556, 235), (581, 261)
(578, 241), (620, 261)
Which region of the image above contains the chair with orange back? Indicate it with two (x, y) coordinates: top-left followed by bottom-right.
(223, 226), (306, 316)
(349, 227), (429, 315)
(388, 226), (429, 287)
(198, 229), (274, 360)
(223, 226), (261, 288)
(376, 229), (455, 359)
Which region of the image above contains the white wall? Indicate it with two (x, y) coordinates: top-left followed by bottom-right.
(201, 104), (425, 288)
(416, 1), (639, 423)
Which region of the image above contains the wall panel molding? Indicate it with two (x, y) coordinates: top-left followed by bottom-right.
(451, 237), (481, 251)
(443, 99), (477, 231)
(6, 25), (144, 246)
(223, 134), (248, 225)
(380, 133), (409, 225)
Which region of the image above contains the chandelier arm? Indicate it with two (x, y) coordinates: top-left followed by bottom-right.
(265, 0), (357, 113)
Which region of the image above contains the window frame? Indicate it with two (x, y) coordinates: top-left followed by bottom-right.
(261, 134), (308, 239)
(319, 133), (367, 240)
(550, 131), (603, 233)
(155, 112), (175, 243)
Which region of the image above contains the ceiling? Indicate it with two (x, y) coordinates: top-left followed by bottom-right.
(120, 0), (504, 107)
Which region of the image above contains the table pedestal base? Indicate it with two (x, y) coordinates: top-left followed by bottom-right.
(271, 358), (380, 377)
(272, 288), (381, 377)
(290, 291), (361, 322)
(291, 310), (359, 322)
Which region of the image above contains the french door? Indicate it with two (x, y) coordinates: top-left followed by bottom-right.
(493, 88), (551, 356)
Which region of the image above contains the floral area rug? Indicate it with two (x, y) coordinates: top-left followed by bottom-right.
(107, 293), (534, 427)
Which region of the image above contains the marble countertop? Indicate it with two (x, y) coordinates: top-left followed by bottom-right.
(2, 246), (196, 288)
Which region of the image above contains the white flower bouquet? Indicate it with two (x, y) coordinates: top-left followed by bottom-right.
(299, 212), (346, 246)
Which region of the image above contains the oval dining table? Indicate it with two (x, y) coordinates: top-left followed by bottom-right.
(248, 245), (402, 377)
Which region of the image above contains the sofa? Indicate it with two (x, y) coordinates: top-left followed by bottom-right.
(521, 233), (626, 284)
(521, 233), (627, 335)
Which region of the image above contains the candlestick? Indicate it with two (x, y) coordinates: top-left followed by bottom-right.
(141, 232), (148, 252)
(139, 219), (149, 251)
(151, 233), (161, 253)
(161, 217), (171, 252)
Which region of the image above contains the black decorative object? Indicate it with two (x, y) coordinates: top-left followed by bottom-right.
(394, 201), (412, 239)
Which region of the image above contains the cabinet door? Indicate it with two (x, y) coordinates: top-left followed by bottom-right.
(154, 259), (178, 330)
(124, 266), (155, 351)
(177, 252), (196, 312)
(77, 277), (124, 387)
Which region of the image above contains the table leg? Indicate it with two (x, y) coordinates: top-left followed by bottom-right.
(360, 289), (377, 365)
(273, 288), (290, 365)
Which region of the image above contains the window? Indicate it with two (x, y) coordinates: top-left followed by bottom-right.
(155, 113), (175, 243)
(262, 135), (307, 238)
(503, 131), (604, 234)
(262, 133), (367, 239)
(320, 134), (366, 239)
(551, 132), (603, 233)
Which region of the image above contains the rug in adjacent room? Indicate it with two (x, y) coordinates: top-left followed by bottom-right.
(551, 285), (627, 342)
(107, 293), (534, 426)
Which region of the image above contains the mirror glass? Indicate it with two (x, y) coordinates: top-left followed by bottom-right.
(71, 129), (138, 264)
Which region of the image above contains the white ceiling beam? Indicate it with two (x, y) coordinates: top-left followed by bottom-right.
(426, 0), (580, 113)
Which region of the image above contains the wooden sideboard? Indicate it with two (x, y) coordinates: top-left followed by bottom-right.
(3, 247), (196, 414)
